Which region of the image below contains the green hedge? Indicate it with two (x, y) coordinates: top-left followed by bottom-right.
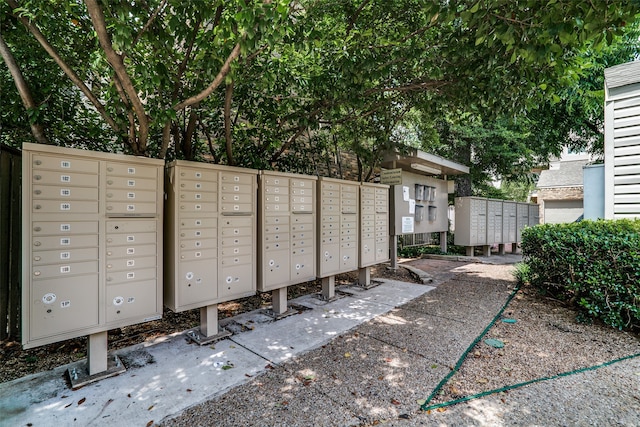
(521, 219), (640, 330)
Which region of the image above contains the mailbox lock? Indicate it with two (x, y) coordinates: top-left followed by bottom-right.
(34, 190), (41, 195)
(35, 205), (41, 210)
(107, 264), (113, 269)
(34, 160), (42, 165)
(107, 167), (113, 172)
(34, 256), (41, 261)
(34, 241), (41, 247)
(34, 226), (41, 232)
(107, 251), (112, 256)
(34, 175), (41, 180)
(107, 180), (113, 185)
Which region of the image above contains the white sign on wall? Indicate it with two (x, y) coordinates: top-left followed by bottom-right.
(401, 216), (414, 233)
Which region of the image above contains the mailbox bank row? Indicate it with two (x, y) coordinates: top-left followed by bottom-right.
(22, 144), (389, 354)
(454, 196), (539, 256)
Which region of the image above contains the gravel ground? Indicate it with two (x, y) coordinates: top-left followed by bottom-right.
(0, 264), (417, 384)
(163, 260), (640, 427)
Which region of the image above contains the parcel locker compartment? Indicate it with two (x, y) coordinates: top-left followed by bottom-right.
(219, 265), (254, 299)
(105, 280), (158, 324)
(179, 238), (217, 251)
(221, 216), (253, 228)
(33, 220), (98, 235)
(33, 261), (98, 279)
(220, 254), (252, 267)
(179, 248), (217, 261)
(33, 170), (99, 188)
(34, 234), (98, 250)
(179, 227), (216, 240)
(33, 200), (99, 214)
(106, 176), (156, 191)
(262, 249), (292, 288)
(180, 217), (217, 230)
(178, 167), (218, 182)
(180, 191), (218, 203)
(340, 247), (357, 269)
(319, 244), (340, 275)
(177, 260), (217, 307)
(107, 220), (156, 233)
(360, 238), (375, 265)
(107, 189), (157, 203)
(264, 203), (289, 213)
(291, 253), (314, 279)
(30, 275), (99, 340)
(179, 201), (217, 214)
(106, 231), (156, 246)
(106, 255), (157, 272)
(106, 267), (156, 285)
(107, 243), (156, 259)
(32, 247), (99, 265)
(32, 154), (98, 174)
(221, 235), (253, 247)
(376, 242), (389, 261)
(220, 172), (254, 185)
(32, 185), (98, 201)
(106, 162), (158, 178)
(106, 201), (156, 216)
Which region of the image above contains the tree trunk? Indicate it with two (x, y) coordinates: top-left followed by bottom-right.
(0, 32), (49, 144)
(224, 82), (234, 165)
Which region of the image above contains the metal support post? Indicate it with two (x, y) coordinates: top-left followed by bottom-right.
(88, 331), (108, 375)
(321, 276), (335, 300)
(439, 231), (447, 253)
(272, 287), (288, 315)
(391, 234), (398, 270)
(200, 304), (219, 337)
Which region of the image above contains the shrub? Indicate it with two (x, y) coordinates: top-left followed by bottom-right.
(521, 219), (640, 330)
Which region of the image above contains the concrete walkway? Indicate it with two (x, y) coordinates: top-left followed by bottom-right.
(2, 256), (638, 426)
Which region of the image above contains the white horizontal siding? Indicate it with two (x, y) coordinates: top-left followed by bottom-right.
(614, 115), (640, 128)
(614, 174), (640, 185)
(614, 144), (640, 157)
(614, 104), (640, 119)
(614, 153), (640, 166)
(613, 203), (640, 214)
(614, 183), (640, 194)
(614, 135), (640, 148)
(614, 125), (640, 139)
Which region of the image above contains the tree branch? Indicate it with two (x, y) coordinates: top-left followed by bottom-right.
(346, 0), (370, 36)
(173, 42), (242, 111)
(0, 31), (49, 144)
(130, 0), (168, 50)
(85, 0), (149, 154)
(7, 0), (120, 134)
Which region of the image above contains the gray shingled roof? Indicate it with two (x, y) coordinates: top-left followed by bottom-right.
(536, 160), (590, 188)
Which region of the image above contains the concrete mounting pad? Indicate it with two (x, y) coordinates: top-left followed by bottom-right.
(0, 279), (435, 427)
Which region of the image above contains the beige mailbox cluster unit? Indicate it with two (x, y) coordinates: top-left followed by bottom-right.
(164, 160), (257, 340)
(22, 143), (164, 379)
(454, 197), (539, 256)
(359, 183), (390, 267)
(317, 177), (360, 277)
(257, 171), (317, 314)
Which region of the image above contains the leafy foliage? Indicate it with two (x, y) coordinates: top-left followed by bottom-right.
(522, 220), (640, 330)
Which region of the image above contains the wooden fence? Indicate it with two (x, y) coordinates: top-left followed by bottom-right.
(0, 144), (21, 341)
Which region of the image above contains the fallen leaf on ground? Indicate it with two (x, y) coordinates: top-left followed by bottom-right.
(436, 407), (447, 413)
(148, 405), (154, 411)
(477, 378), (489, 384)
(416, 399), (426, 405)
(77, 397), (86, 406)
(146, 421), (154, 427)
(391, 398), (401, 405)
(344, 352), (352, 358)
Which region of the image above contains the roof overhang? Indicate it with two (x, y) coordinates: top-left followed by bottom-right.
(381, 148), (469, 176)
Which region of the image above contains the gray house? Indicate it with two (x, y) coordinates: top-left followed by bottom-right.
(604, 60), (640, 220)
